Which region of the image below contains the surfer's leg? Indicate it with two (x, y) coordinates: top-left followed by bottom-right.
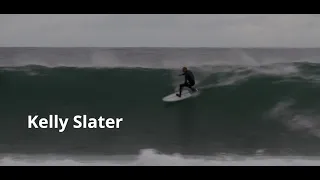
(187, 81), (196, 92)
(187, 86), (196, 92)
(179, 83), (185, 95)
(177, 83), (186, 97)
(190, 87), (196, 92)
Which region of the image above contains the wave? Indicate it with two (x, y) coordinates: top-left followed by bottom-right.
(0, 62), (320, 156)
(1, 47), (320, 68)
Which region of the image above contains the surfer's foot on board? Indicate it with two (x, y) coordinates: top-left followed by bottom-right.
(176, 94), (181, 97)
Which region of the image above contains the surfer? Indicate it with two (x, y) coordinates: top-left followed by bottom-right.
(176, 67), (197, 97)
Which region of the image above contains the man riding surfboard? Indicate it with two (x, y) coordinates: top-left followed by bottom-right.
(176, 67), (197, 97)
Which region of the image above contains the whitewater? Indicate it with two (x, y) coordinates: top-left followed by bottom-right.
(2, 149), (320, 166)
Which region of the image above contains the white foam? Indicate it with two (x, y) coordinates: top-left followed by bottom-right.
(269, 101), (320, 138)
(1, 149), (319, 166)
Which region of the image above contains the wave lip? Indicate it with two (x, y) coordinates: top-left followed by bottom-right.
(1, 47), (320, 68)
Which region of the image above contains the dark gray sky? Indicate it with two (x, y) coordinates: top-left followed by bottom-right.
(1, 14), (319, 47)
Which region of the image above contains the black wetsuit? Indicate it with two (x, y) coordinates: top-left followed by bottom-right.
(177, 70), (196, 96)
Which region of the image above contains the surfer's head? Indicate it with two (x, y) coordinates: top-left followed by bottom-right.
(182, 67), (187, 72)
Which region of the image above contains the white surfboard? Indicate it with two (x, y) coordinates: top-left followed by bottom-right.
(162, 89), (199, 102)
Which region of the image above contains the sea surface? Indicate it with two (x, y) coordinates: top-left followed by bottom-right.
(1, 47), (320, 165)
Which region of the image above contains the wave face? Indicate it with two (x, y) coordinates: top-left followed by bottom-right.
(1, 48), (320, 160)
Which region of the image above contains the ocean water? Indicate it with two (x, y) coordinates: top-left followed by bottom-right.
(1, 47), (320, 166)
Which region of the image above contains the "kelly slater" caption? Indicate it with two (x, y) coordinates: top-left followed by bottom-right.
(28, 115), (123, 132)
